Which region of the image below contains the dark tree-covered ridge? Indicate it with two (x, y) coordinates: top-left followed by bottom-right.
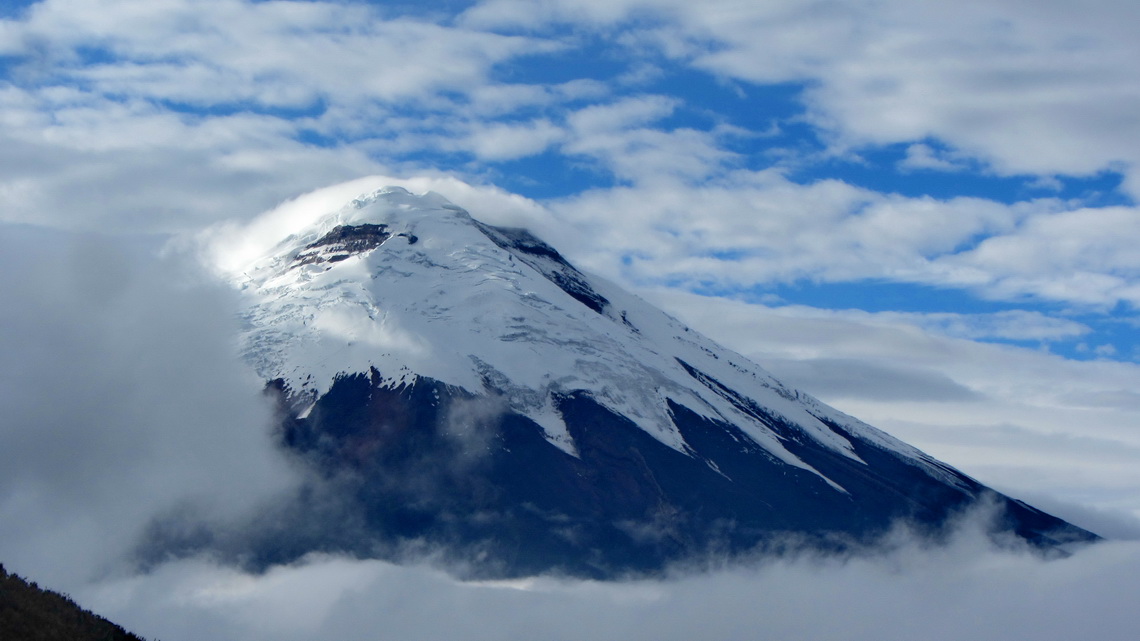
(0, 563), (150, 641)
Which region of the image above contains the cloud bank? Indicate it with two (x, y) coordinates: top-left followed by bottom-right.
(84, 514), (1140, 641)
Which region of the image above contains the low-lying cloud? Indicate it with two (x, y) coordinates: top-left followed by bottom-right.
(81, 509), (1140, 641)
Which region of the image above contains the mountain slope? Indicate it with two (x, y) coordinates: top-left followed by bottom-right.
(215, 186), (1094, 577)
(0, 563), (147, 641)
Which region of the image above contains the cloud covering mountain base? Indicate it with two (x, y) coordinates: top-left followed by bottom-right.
(84, 511), (1140, 641)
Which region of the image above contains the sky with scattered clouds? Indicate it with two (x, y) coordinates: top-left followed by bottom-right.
(3, 0), (1140, 638)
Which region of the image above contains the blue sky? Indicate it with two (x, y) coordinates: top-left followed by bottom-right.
(4, 1), (1140, 639)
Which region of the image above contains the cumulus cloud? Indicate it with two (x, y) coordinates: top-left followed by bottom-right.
(549, 173), (1008, 284)
(0, 97), (383, 232)
(464, 0), (1140, 190)
(462, 119), (566, 161)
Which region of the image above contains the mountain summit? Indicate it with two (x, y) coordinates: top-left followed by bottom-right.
(221, 186), (1093, 577)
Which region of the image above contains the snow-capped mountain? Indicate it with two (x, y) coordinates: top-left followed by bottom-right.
(218, 186), (1093, 577)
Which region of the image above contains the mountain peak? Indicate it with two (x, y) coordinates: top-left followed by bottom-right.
(208, 185), (1095, 577)
(231, 187), (873, 471)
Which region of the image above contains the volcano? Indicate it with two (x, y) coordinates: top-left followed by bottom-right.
(213, 186), (1094, 578)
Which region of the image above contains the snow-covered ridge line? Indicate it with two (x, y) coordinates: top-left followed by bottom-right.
(221, 186), (960, 489)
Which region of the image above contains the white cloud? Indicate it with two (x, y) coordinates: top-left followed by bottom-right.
(79, 525), (1140, 641)
(939, 206), (1140, 307)
(1095, 343), (1119, 358)
(791, 0), (1140, 180)
(0, 224), (298, 588)
(559, 95), (739, 183)
(0, 126), (382, 233)
(459, 119), (566, 161)
(465, 0), (1140, 193)
(550, 172), (1017, 285)
(6, 0), (546, 107)
(0, 1), (613, 235)
(539, 167), (1140, 311)
(873, 310), (1090, 342)
(899, 143), (967, 172)
(466, 79), (610, 117)
(460, 0), (653, 30)
(565, 95), (678, 134)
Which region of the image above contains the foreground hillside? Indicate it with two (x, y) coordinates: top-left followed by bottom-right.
(0, 563), (147, 641)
